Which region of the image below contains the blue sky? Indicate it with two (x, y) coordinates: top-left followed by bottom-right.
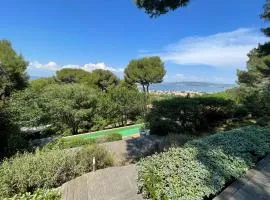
(0, 0), (268, 83)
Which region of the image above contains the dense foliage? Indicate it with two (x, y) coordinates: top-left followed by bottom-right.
(4, 189), (61, 200)
(0, 40), (29, 158)
(0, 145), (114, 198)
(56, 68), (120, 92)
(135, 0), (267, 19)
(8, 68), (147, 137)
(137, 126), (270, 200)
(0, 40), (28, 99)
(56, 68), (91, 84)
(41, 84), (98, 135)
(236, 1), (270, 120)
(135, 0), (190, 17)
(261, 0), (270, 36)
(0, 104), (24, 158)
(46, 137), (97, 149)
(146, 96), (233, 135)
(76, 145), (114, 171)
(203, 87), (241, 103)
(30, 77), (58, 91)
(88, 69), (120, 92)
(10, 84), (98, 135)
(124, 56), (166, 93)
(104, 133), (123, 142)
(10, 82), (145, 136)
(104, 84), (146, 126)
(236, 42), (270, 118)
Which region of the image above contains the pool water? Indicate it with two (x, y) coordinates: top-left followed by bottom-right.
(64, 124), (143, 140)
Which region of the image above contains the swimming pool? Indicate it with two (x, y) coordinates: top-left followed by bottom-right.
(63, 124), (143, 140)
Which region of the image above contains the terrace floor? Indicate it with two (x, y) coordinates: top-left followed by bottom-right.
(214, 155), (270, 200)
(60, 164), (143, 200)
(60, 148), (270, 200)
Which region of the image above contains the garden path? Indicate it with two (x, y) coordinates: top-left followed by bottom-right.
(214, 155), (270, 200)
(60, 164), (143, 200)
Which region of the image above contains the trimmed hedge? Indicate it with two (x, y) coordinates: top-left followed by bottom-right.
(146, 96), (234, 135)
(137, 126), (270, 200)
(0, 145), (114, 198)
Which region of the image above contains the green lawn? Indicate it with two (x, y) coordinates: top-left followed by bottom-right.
(63, 124), (143, 140)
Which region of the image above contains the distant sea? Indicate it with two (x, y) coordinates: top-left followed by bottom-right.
(150, 82), (235, 93)
(30, 76), (235, 93)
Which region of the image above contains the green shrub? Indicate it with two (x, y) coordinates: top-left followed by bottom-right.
(233, 105), (249, 118)
(146, 96), (234, 135)
(163, 133), (195, 149)
(77, 145), (115, 171)
(104, 133), (122, 142)
(256, 116), (270, 127)
(0, 149), (79, 198)
(137, 126), (270, 200)
(61, 137), (96, 148)
(222, 118), (256, 131)
(148, 119), (178, 136)
(7, 133), (30, 155)
(45, 137), (96, 149)
(4, 189), (61, 200)
(0, 145), (114, 198)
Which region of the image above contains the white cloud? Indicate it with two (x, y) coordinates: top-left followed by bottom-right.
(61, 62), (123, 73)
(28, 61), (59, 71)
(142, 28), (268, 69)
(28, 61), (123, 75)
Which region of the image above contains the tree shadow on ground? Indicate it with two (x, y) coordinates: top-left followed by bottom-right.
(125, 135), (164, 162)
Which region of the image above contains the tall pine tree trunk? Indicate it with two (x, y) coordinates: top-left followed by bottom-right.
(146, 84), (150, 93)
(142, 84), (145, 93)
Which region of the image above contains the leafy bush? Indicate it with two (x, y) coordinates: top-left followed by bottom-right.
(0, 149), (78, 198)
(204, 87), (241, 103)
(146, 96), (234, 135)
(137, 126), (270, 200)
(60, 137), (96, 148)
(163, 133), (195, 149)
(256, 116), (270, 127)
(45, 137), (96, 149)
(77, 145), (115, 171)
(4, 189), (61, 200)
(148, 119), (178, 136)
(104, 133), (122, 142)
(0, 145), (114, 198)
(240, 89), (270, 118)
(222, 118), (256, 131)
(233, 104), (249, 118)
